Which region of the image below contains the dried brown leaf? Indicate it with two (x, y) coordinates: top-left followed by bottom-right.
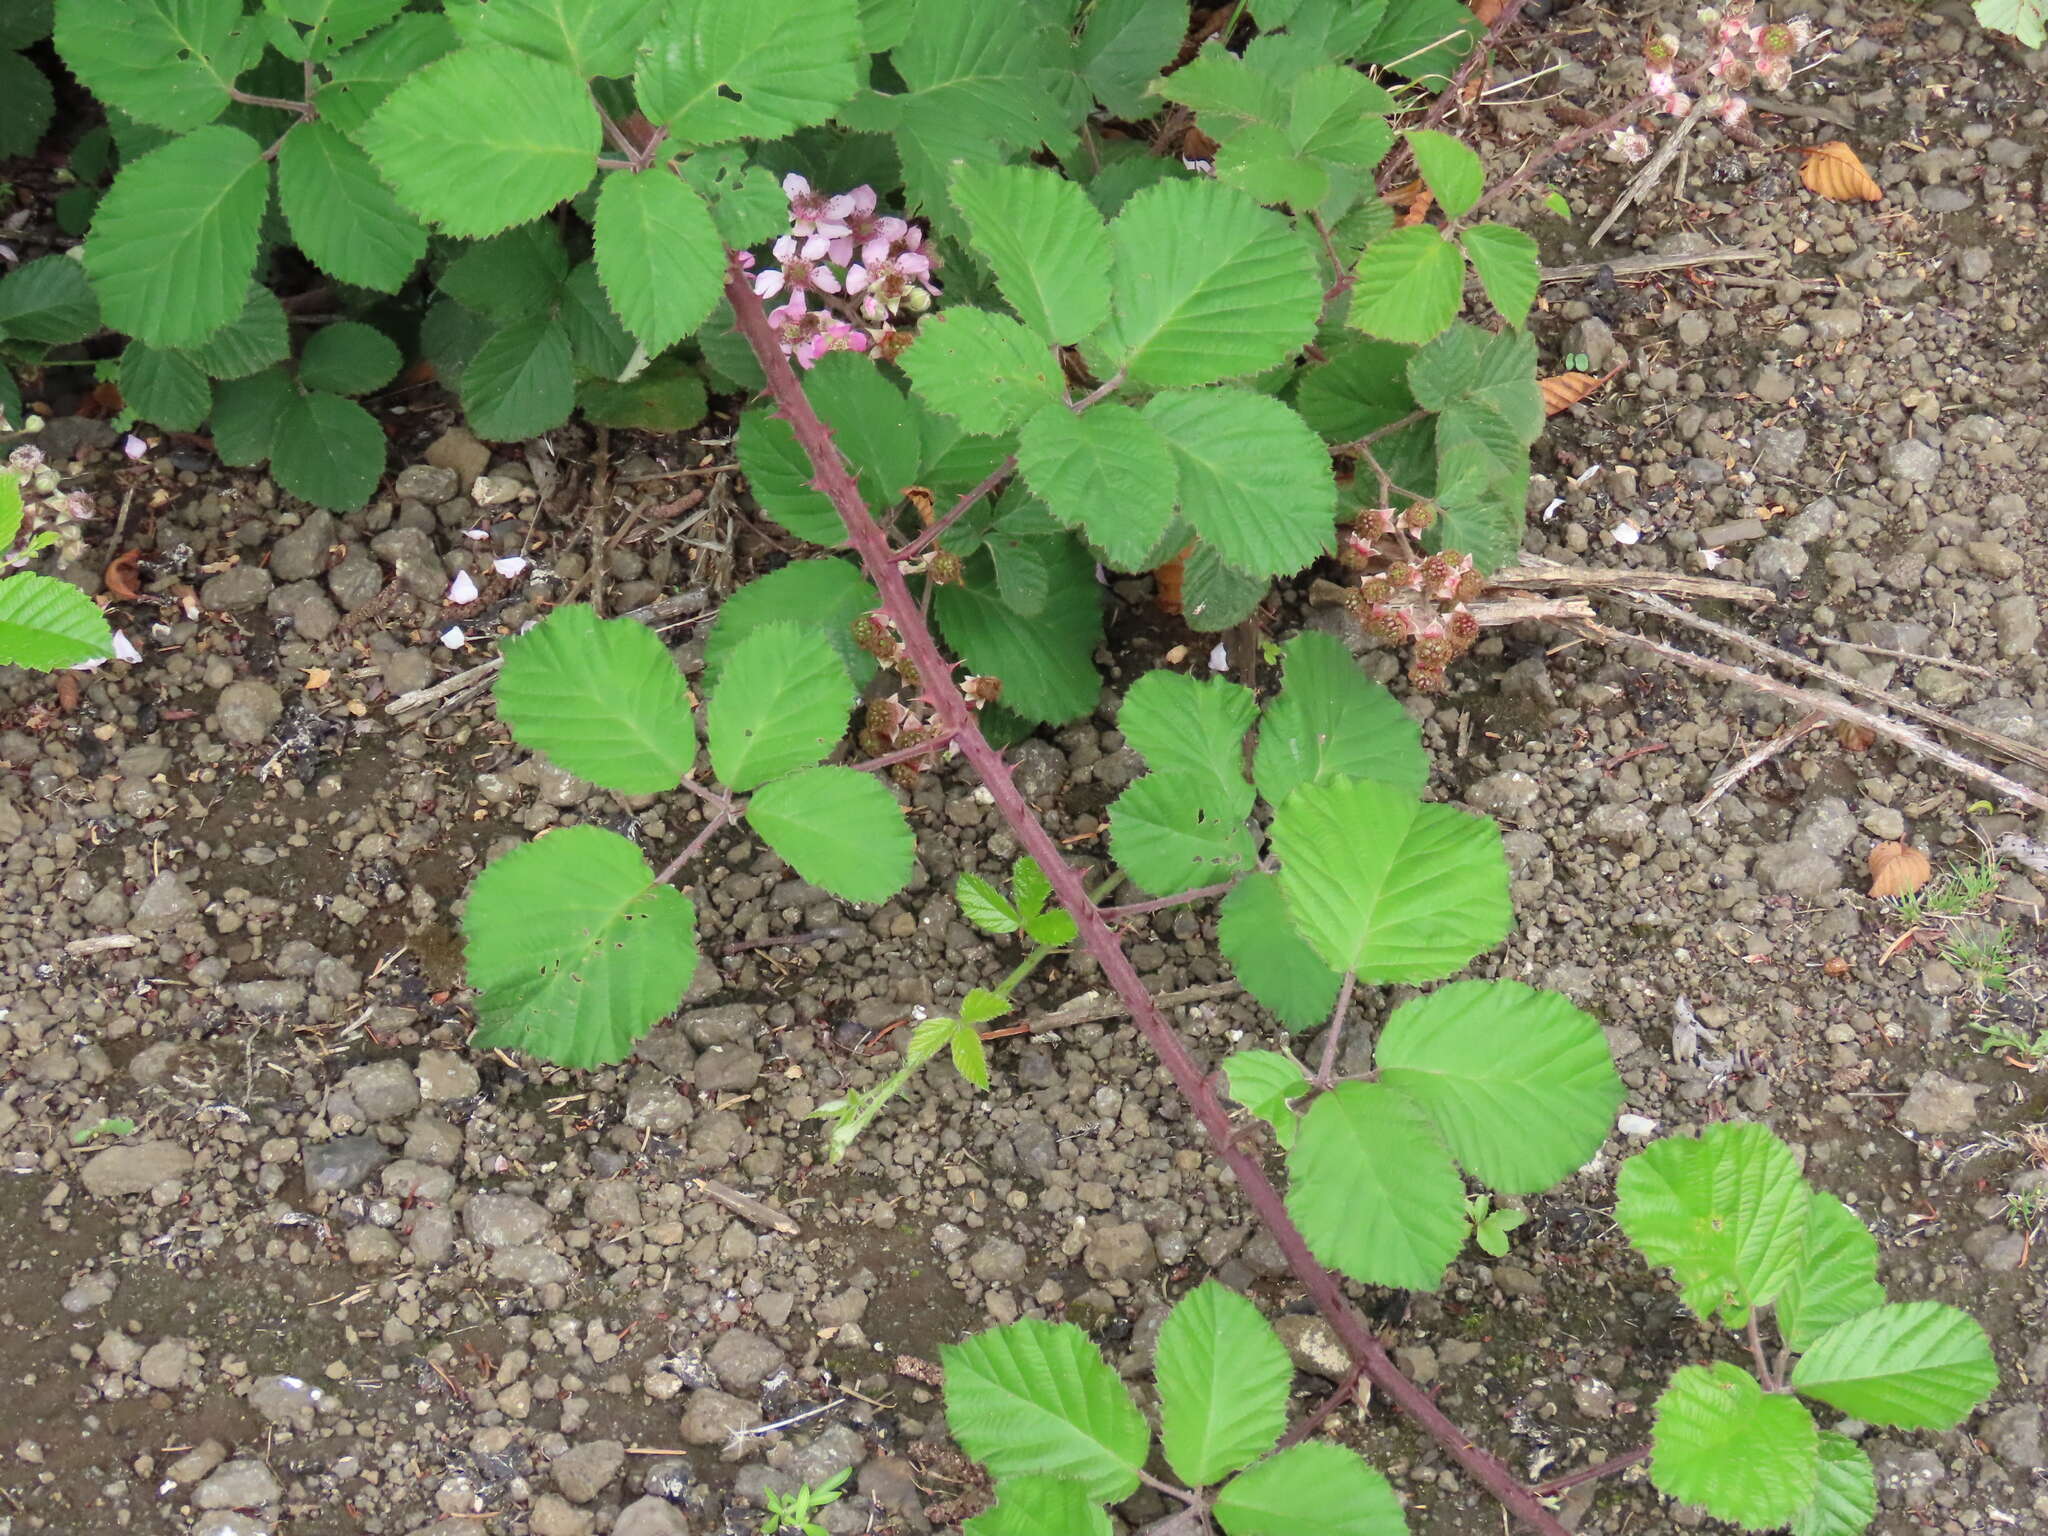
(1868, 840), (1932, 899)
(1834, 720), (1877, 752)
(1799, 141), (1882, 203)
(1540, 372), (1605, 416)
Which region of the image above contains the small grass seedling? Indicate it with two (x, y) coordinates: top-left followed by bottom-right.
(758, 1468), (848, 1536)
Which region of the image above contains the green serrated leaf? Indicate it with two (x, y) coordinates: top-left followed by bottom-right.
(278, 0), (403, 57)
(1288, 64), (1395, 169)
(948, 162), (1111, 347)
(461, 316), (575, 441)
(962, 1477), (1109, 1536)
(1404, 128), (1483, 219)
(1460, 223), (1540, 326)
(0, 51), (55, 160)
(1214, 1441), (1408, 1536)
(83, 124), (270, 348)
(1294, 341), (1417, 443)
(0, 476), (22, 551)
(636, 0), (863, 145)
(1288, 1080), (1467, 1290)
(957, 871), (1021, 934)
(298, 321), (400, 396)
(440, 222), (569, 321)
(459, 0), (661, 78)
(1108, 774), (1257, 898)
(1253, 630), (1426, 807)
(209, 367), (293, 467)
(1179, 543), (1268, 633)
(577, 360), (708, 431)
(935, 538), (1102, 725)
(1651, 1363), (1819, 1531)
(1375, 979), (1621, 1193)
(1223, 1047), (1310, 1149)
(705, 622), (852, 792)
(559, 262), (637, 378)
(183, 285), (289, 380)
(361, 45), (597, 237)
(950, 1021), (991, 1090)
(736, 352), (927, 545)
(118, 343), (209, 432)
(1777, 1191), (1885, 1353)
(463, 825), (698, 1068)
(0, 255), (99, 345)
(495, 604), (695, 795)
(1976, 0), (2048, 43)
(418, 298), (491, 387)
(1791, 1433), (1878, 1536)
(593, 169), (722, 356)
(701, 558), (878, 693)
(1075, 0), (1183, 117)
(54, 0), (256, 132)
(1118, 670), (1257, 819)
(1016, 401), (1178, 573)
(1615, 1121), (1812, 1329)
(1218, 872), (1343, 1032)
(1024, 907), (1077, 946)
(959, 987), (1011, 1027)
(317, 14), (459, 138)
(269, 391), (386, 510)
(0, 0), (53, 50)
(1790, 1301), (1998, 1430)
(674, 147), (786, 249)
(1011, 856), (1053, 918)
(0, 571), (111, 670)
(1270, 775), (1510, 982)
(745, 765), (913, 904)
(1156, 1282), (1291, 1486)
(1357, 0), (1478, 83)
(901, 308), (1064, 436)
(1091, 180), (1320, 387)
(1143, 388), (1335, 579)
(942, 1320), (1148, 1503)
(1348, 226), (1463, 346)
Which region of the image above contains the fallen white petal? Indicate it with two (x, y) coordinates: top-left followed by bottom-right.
(111, 630), (143, 663)
(439, 625), (467, 650)
(493, 556), (529, 579)
(447, 569), (479, 604)
(463, 527), (489, 541)
(1207, 642), (1229, 672)
(1611, 519), (1642, 545)
(122, 434), (147, 460)
(1617, 1113), (1660, 1138)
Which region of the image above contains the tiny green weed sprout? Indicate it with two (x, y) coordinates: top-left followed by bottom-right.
(758, 1468), (848, 1536)
(1464, 1194), (1528, 1258)
(70, 1116), (136, 1145)
(1942, 922), (2017, 995)
(1969, 1015), (2048, 1065)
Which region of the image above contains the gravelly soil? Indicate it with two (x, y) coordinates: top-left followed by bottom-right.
(2, 6), (2047, 1536)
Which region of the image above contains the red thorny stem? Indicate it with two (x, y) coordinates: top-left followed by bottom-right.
(719, 258), (1573, 1536)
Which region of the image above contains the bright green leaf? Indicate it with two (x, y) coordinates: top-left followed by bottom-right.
(1214, 1441), (1408, 1536)
(1118, 670), (1257, 819)
(1270, 775), (1510, 983)
(1217, 873), (1344, 1033)
(1976, 0), (2048, 45)
(118, 343), (209, 432)
(1347, 226), (1463, 346)
(744, 765), (913, 904)
(0, 255), (99, 344)
(1108, 773), (1257, 898)
(1011, 857), (1053, 918)
(1156, 1282), (1291, 1486)
(577, 360), (709, 431)
(962, 1478), (1109, 1536)
(901, 308), (1064, 436)
(209, 367), (293, 467)
(636, 0), (863, 145)
(461, 316), (576, 441)
(957, 871), (1021, 934)
(1357, 0), (1478, 84)
(460, 0), (662, 78)
(183, 285), (289, 380)
(594, 169), (723, 355)
(0, 476), (21, 551)
(463, 825), (698, 1068)
(317, 13), (459, 139)
(935, 538), (1102, 725)
(1375, 979), (1622, 1193)
(1143, 387), (1335, 579)
(1288, 1081), (1467, 1291)
(559, 261), (637, 378)
(959, 987), (1011, 1027)
(1403, 129), (1483, 219)
(705, 622), (852, 792)
(53, 0), (255, 132)
(1253, 630), (1427, 807)
(1092, 180), (1320, 387)
(275, 119), (425, 293)
(1179, 543), (1269, 633)
(298, 321), (401, 396)
(702, 558), (878, 693)
(277, 0), (403, 57)
(1223, 1047), (1310, 1150)
(1459, 223), (1540, 326)
(1651, 1363), (1819, 1532)
(495, 604), (695, 795)
(83, 124), (270, 348)
(1777, 1192), (1886, 1353)
(1076, 0), (1184, 117)
(1790, 1302), (1998, 1430)
(948, 162), (1111, 347)
(1614, 1121), (1812, 1328)
(361, 45), (598, 237)
(1287, 64), (1396, 170)
(440, 222), (569, 321)
(0, 571), (111, 670)
(269, 391), (386, 510)
(1791, 1433), (1878, 1536)
(1294, 338), (1418, 443)
(736, 352), (927, 545)
(950, 1022), (991, 1090)
(1015, 401), (1179, 572)
(941, 1320), (1149, 1503)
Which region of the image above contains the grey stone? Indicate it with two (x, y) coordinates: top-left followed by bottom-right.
(1752, 426), (1807, 475)
(138, 1337), (189, 1389)
(1564, 315), (1617, 370)
(1467, 770), (1540, 815)
(1809, 306), (1865, 343)
(1993, 596), (2040, 659)
(1882, 439), (1942, 484)
(681, 1004), (761, 1048)
(343, 1059), (420, 1122)
(706, 1330), (786, 1393)
(382, 648), (433, 696)
(1586, 803), (1650, 847)
(789, 1424), (863, 1487)
(1869, 1442), (1943, 1508)
(270, 511), (338, 583)
(416, 1049), (480, 1101)
(394, 464), (461, 504)
(328, 549), (384, 611)
(1700, 518), (1766, 548)
(216, 680), (284, 746)
(304, 1135), (388, 1195)
(195, 1459), (280, 1510)
(1984, 1404), (2044, 1470)
(530, 1493), (593, 1536)
(1751, 538), (1810, 583)
(233, 980), (305, 1013)
(383, 1160), (456, 1202)
(614, 1497), (692, 1536)
(488, 1245), (571, 1285)
(968, 1237), (1028, 1286)
(408, 1208), (456, 1265)
(551, 1440), (626, 1503)
(195, 1516), (269, 1536)
(465, 1192), (549, 1247)
(1755, 843), (1839, 899)
(131, 871), (199, 931)
(403, 1113), (461, 1167)
(680, 1388), (755, 1446)
(693, 1045), (762, 1094)
(1897, 1071), (1986, 1135)
(370, 527), (446, 600)
(1795, 797), (1857, 858)
(267, 581), (340, 641)
(248, 1374), (322, 1429)
(1084, 1221), (1157, 1280)
(82, 1141), (193, 1197)
(1920, 185), (1972, 213)
(1273, 1313), (1349, 1380)
(200, 565), (273, 612)
(424, 427), (492, 489)
(623, 1072), (690, 1133)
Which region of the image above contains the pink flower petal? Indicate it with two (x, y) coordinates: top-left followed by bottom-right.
(122, 434), (147, 460)
(781, 172), (812, 200)
(111, 630), (142, 663)
(447, 569), (480, 604)
(754, 269), (785, 299)
(811, 267), (842, 295)
(439, 625), (468, 650)
(493, 556), (530, 579)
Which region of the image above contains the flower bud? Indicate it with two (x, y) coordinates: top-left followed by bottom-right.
(902, 285), (932, 314)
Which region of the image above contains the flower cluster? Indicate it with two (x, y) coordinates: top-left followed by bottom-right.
(852, 609), (999, 781)
(1337, 504), (1484, 694)
(1613, 3), (1814, 156)
(5, 443), (95, 570)
(749, 175), (941, 368)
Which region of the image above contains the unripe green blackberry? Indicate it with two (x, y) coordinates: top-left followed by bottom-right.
(1359, 576), (1393, 603)
(1455, 570), (1484, 603)
(930, 549), (964, 585)
(1385, 560), (1416, 588)
(1412, 635), (1454, 669)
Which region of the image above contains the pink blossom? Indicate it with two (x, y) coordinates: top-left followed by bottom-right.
(754, 234), (843, 300)
(1716, 94), (1748, 127)
(1611, 129), (1654, 163)
(781, 173), (853, 240)
(1646, 67), (1678, 97)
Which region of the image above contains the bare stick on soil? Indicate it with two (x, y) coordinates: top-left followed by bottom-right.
(1536, 245), (1778, 284)
(1697, 710), (1829, 811)
(1587, 109), (1708, 247)
(720, 258), (1576, 1536)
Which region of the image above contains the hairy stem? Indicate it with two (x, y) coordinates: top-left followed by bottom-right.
(657, 807), (733, 885)
(1467, 91), (1654, 219)
(1098, 877), (1242, 922)
(1526, 1444), (1652, 1498)
(1315, 970), (1358, 1088)
(895, 458), (1016, 563)
(846, 730), (958, 777)
(228, 87), (313, 117)
(720, 257), (1574, 1536)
